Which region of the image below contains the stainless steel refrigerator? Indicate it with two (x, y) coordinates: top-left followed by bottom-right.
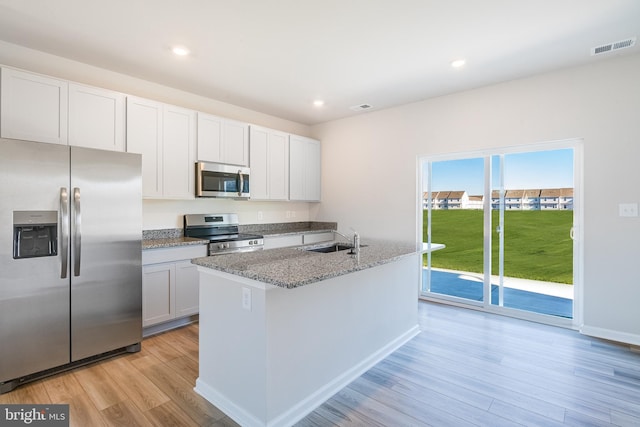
(0, 138), (142, 393)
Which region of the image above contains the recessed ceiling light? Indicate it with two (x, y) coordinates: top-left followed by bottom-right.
(313, 100), (325, 107)
(172, 46), (190, 56)
(450, 59), (466, 68)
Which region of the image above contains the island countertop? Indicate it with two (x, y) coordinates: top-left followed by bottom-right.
(191, 240), (418, 289)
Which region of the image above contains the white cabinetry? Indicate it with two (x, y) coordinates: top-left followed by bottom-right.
(126, 96), (196, 199)
(263, 234), (303, 250)
(250, 125), (289, 200)
(1, 68), (125, 151)
(1, 67), (68, 145)
(289, 135), (321, 201)
(142, 245), (207, 328)
(303, 231), (334, 245)
(163, 105), (196, 199)
(263, 231), (334, 249)
(197, 113), (249, 166)
(68, 83), (125, 151)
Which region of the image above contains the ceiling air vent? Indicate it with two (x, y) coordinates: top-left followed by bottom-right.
(591, 37), (636, 56)
(350, 104), (372, 111)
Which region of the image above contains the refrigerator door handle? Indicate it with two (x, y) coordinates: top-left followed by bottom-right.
(60, 187), (69, 279)
(73, 187), (82, 277)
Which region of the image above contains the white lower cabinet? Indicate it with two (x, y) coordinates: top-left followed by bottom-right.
(263, 234), (303, 250)
(263, 231), (334, 249)
(142, 245), (206, 328)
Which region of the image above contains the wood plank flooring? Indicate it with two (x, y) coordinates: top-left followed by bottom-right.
(2, 301), (639, 426)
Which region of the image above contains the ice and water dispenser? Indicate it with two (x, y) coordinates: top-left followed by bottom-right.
(13, 211), (58, 259)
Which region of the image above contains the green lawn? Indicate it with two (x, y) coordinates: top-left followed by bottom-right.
(424, 210), (573, 284)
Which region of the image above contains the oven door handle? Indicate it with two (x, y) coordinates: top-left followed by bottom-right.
(237, 170), (244, 197)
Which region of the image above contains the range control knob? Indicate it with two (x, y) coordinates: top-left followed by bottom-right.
(218, 243), (225, 250)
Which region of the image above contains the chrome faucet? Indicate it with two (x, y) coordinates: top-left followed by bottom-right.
(334, 229), (360, 255)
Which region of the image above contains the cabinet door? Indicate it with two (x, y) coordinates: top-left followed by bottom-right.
(126, 96), (163, 198)
(223, 119), (249, 166)
(1, 68), (68, 145)
(249, 125), (289, 200)
(142, 263), (175, 327)
(197, 112), (223, 162)
(249, 126), (269, 199)
(163, 105), (196, 199)
(306, 139), (321, 201)
(175, 260), (199, 317)
(290, 135), (321, 201)
(268, 131), (289, 200)
(69, 83), (125, 151)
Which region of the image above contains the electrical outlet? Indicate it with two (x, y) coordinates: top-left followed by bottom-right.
(257, 211), (263, 221)
(242, 287), (251, 311)
(286, 211), (291, 218)
(619, 203), (638, 217)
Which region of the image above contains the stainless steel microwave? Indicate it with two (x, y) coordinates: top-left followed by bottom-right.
(195, 162), (250, 199)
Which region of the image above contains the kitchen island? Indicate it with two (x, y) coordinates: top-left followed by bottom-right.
(191, 240), (421, 427)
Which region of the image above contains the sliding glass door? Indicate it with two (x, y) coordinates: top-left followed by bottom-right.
(421, 141), (581, 324)
(422, 157), (487, 305)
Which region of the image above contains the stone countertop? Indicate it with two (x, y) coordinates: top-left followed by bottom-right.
(142, 237), (207, 250)
(240, 221), (337, 237)
(191, 239), (418, 289)
(142, 222), (337, 250)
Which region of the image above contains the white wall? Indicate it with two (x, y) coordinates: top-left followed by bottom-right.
(311, 53), (640, 344)
(0, 40), (315, 229)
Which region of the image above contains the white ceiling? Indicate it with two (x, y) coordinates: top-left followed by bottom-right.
(0, 0), (639, 125)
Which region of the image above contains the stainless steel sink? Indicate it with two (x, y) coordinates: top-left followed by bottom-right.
(305, 243), (366, 253)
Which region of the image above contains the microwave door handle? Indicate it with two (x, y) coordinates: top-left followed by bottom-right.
(73, 187), (82, 276)
(60, 187), (69, 279)
(237, 170), (243, 197)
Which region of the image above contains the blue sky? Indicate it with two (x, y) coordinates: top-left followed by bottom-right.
(425, 149), (574, 195)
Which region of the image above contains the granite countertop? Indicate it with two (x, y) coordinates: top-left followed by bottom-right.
(142, 221), (337, 250)
(191, 239), (417, 289)
(142, 237), (207, 250)
(240, 221), (337, 237)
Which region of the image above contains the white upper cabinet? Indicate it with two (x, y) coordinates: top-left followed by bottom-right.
(163, 105), (196, 199)
(126, 96), (196, 199)
(250, 125), (289, 200)
(289, 135), (321, 201)
(197, 112), (249, 166)
(1, 67), (68, 145)
(126, 96), (163, 198)
(68, 83), (125, 151)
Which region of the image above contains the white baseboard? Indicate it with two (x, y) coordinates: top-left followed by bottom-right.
(580, 325), (640, 346)
(194, 325), (420, 427)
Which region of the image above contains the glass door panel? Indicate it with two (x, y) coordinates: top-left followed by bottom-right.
(422, 157), (486, 303)
(490, 149), (574, 318)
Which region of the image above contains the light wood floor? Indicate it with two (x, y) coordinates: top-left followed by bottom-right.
(2, 301), (639, 426)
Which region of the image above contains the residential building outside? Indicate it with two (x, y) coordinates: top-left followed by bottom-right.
(424, 188), (574, 210)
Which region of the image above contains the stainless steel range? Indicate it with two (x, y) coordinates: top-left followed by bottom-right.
(184, 213), (263, 255)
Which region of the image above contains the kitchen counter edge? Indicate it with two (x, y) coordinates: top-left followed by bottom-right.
(191, 240), (418, 289)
